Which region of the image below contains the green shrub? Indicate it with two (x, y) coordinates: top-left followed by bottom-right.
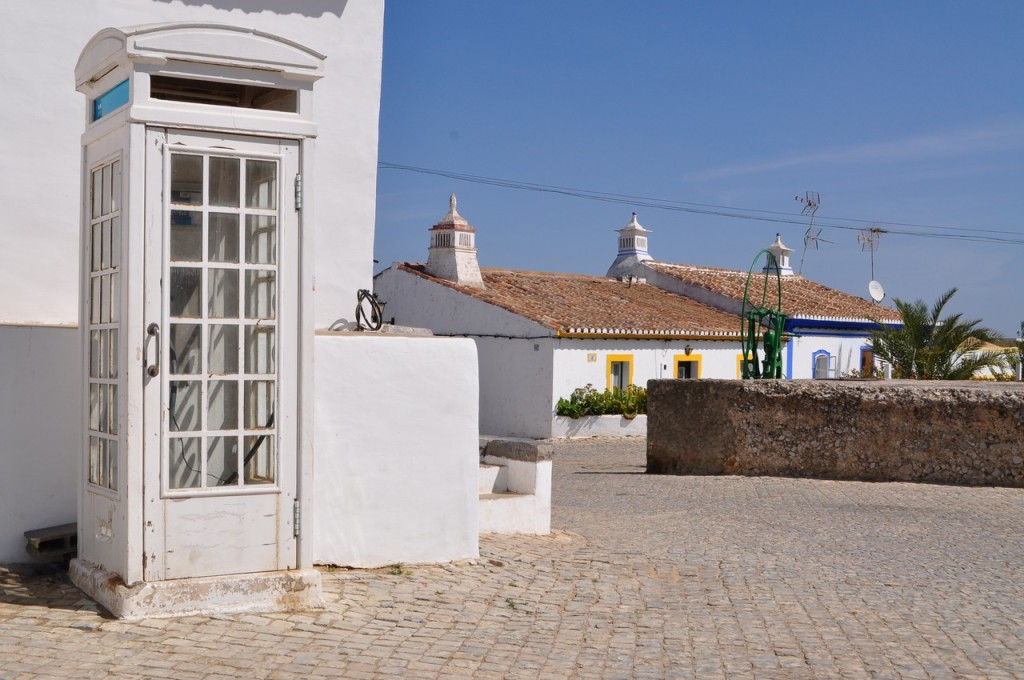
(555, 384), (647, 419)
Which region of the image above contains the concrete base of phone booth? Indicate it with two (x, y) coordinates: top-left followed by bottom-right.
(70, 558), (324, 620)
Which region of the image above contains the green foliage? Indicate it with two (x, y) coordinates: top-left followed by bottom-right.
(869, 287), (1010, 380)
(555, 384), (648, 419)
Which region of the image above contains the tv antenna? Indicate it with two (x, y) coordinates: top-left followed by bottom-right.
(857, 226), (886, 281)
(859, 226), (887, 302)
(795, 191), (824, 274)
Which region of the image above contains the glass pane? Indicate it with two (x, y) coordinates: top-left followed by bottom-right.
(100, 275), (110, 324)
(108, 385), (118, 435)
(209, 324), (239, 375)
(244, 435), (275, 485)
(91, 223), (101, 272)
(169, 437), (201, 489)
(245, 270), (276, 319)
(208, 213), (239, 263)
(209, 157), (240, 207)
(170, 211), (202, 261)
(245, 215), (276, 264)
(170, 323), (202, 374)
(91, 169), (101, 219)
(90, 277), (101, 324)
(245, 325), (275, 375)
(110, 216), (121, 269)
(101, 164), (111, 216)
(89, 436), (100, 485)
(170, 267), (202, 318)
(245, 160), (277, 209)
(244, 380), (275, 430)
(109, 272), (119, 323)
(171, 154), (203, 205)
(97, 329), (108, 379)
(207, 437), (239, 487)
(169, 380), (201, 431)
(90, 330), (100, 379)
(109, 328), (119, 379)
(89, 384), (101, 431)
(107, 440), (118, 489)
(111, 160), (121, 213)
(101, 219), (111, 269)
(97, 439), (107, 488)
(208, 380), (238, 430)
(208, 269), (239, 318)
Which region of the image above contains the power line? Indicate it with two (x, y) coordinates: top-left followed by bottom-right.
(378, 162), (1024, 246)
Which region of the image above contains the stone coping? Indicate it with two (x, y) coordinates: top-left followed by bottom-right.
(480, 438), (553, 463)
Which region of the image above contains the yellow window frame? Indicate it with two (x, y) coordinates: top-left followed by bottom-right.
(606, 354), (634, 391)
(736, 352), (752, 379)
(674, 354), (702, 379)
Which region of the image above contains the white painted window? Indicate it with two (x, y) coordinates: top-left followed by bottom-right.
(165, 151), (279, 490)
(610, 361), (629, 391)
(87, 157), (121, 491)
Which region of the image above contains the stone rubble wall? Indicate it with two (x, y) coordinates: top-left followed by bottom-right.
(647, 379), (1024, 487)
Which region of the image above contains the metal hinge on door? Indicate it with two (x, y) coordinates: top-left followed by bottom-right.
(294, 174), (302, 211)
(293, 499), (301, 538)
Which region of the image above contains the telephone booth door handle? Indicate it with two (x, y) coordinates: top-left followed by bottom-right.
(146, 323), (161, 377)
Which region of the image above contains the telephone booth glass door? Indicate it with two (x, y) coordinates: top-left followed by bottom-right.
(143, 129), (299, 580)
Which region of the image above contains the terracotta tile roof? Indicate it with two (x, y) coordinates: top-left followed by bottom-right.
(397, 263), (743, 337)
(646, 262), (902, 323)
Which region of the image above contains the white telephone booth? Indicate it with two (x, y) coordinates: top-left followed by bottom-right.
(72, 23), (323, 618)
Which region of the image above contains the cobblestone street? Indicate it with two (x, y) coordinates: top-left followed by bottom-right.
(3, 437), (1024, 679)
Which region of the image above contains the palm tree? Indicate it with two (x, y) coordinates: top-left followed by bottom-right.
(869, 288), (1009, 380)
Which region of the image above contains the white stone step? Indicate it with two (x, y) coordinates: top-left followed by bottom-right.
(479, 463), (507, 494)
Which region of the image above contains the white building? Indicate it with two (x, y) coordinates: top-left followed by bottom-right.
(375, 198), (750, 439)
(375, 202), (903, 439)
(1, 2), (482, 616)
(609, 224), (902, 380)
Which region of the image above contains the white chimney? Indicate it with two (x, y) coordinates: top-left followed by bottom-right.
(426, 194), (484, 288)
(606, 212), (653, 278)
(764, 233), (795, 276)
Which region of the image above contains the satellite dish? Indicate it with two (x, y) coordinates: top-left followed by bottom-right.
(868, 280), (885, 303)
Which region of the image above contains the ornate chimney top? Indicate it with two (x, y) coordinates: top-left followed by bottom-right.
(606, 212), (653, 278)
(764, 233), (795, 276)
(426, 194), (484, 288)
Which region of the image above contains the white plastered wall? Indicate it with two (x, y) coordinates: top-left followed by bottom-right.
(374, 267), (558, 439)
(476, 337), (555, 439)
(551, 339), (746, 400)
(0, 2), (383, 563)
(0, 1), (383, 327)
(313, 334), (480, 567)
(0, 327), (80, 562)
(787, 333), (868, 379)
(374, 267), (552, 338)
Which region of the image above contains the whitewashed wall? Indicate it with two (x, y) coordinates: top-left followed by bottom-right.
(0, 1), (383, 327)
(787, 334), (867, 379)
(0, 327), (80, 563)
(551, 339), (744, 400)
(374, 267), (551, 338)
(0, 2), (383, 563)
(374, 267), (559, 439)
(313, 334), (480, 568)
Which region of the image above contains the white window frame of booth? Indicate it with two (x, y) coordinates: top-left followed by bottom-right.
(153, 135), (297, 500)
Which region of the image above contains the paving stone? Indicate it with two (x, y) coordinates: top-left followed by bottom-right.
(3, 437), (1024, 677)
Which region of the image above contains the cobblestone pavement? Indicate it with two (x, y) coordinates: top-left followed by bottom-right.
(3, 437), (1024, 679)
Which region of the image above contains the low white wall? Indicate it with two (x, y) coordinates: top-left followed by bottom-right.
(551, 415), (647, 439)
(313, 333), (479, 567)
(0, 325), (80, 563)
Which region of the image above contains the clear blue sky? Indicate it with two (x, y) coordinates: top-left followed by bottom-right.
(374, 1), (1024, 336)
